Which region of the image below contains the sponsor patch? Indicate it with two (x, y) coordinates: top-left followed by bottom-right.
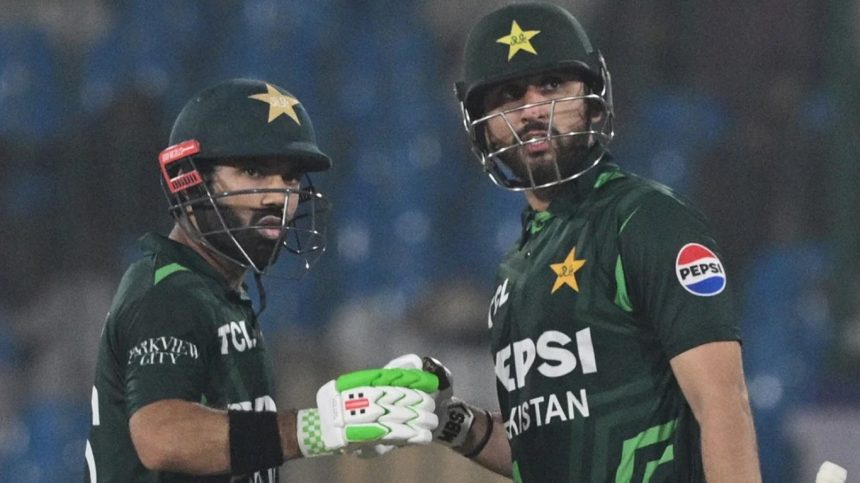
(127, 336), (199, 366)
(675, 243), (726, 296)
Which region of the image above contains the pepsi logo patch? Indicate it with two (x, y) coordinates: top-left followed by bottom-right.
(675, 243), (726, 296)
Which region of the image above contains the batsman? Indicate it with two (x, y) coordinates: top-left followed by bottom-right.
(83, 78), (439, 482)
(383, 3), (762, 482)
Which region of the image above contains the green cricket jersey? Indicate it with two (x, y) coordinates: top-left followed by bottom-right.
(84, 233), (279, 483)
(488, 157), (739, 482)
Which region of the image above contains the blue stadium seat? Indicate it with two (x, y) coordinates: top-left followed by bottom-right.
(0, 400), (89, 482)
(0, 27), (62, 140)
(612, 88), (730, 196)
(79, 1), (206, 116)
(202, 0), (334, 111)
(741, 242), (832, 483)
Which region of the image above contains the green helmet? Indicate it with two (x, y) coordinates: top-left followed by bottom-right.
(169, 78), (331, 171)
(455, 2), (614, 190)
(159, 78), (330, 276)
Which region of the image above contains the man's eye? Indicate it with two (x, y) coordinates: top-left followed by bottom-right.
(541, 77), (563, 90)
(282, 174), (301, 187)
(243, 167), (263, 177)
(501, 85), (525, 100)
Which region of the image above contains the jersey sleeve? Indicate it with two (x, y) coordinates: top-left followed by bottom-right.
(119, 281), (214, 416)
(618, 189), (740, 359)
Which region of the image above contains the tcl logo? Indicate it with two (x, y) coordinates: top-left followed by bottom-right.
(488, 279), (510, 329)
(217, 320), (258, 355)
(495, 329), (597, 392)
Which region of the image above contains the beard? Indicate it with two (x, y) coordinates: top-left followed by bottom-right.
(491, 129), (593, 188)
(194, 203), (283, 270)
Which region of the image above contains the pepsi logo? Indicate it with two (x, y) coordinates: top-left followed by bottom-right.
(675, 243), (726, 296)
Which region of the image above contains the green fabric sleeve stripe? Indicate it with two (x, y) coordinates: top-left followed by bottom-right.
(512, 460), (523, 483)
(619, 207), (640, 234)
(614, 256), (633, 313)
(613, 207), (640, 312)
(643, 444), (674, 483)
(615, 419), (678, 483)
(154, 263), (190, 285)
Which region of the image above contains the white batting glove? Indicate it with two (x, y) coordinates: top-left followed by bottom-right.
(357, 354), (474, 458)
(296, 368), (439, 457)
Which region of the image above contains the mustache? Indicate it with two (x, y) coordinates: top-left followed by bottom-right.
(250, 208), (286, 223)
(194, 204), (286, 225)
(517, 121), (560, 140)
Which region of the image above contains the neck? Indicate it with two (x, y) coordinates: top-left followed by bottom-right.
(525, 190), (551, 211)
(169, 224), (247, 289)
(525, 181), (567, 211)
(523, 140), (606, 211)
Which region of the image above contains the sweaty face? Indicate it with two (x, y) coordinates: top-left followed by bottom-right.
(194, 159), (302, 270)
(479, 71), (598, 187)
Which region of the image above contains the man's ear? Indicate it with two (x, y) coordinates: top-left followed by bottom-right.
(589, 105), (605, 123)
(582, 83), (605, 123)
(201, 164), (224, 193)
(476, 121), (494, 153)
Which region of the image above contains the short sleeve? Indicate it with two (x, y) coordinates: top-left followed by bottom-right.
(618, 190), (740, 359)
(120, 285), (213, 416)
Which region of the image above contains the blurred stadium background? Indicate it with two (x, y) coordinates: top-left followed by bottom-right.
(0, 0), (858, 481)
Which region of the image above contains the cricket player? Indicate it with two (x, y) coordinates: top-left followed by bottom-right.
(385, 3), (762, 482)
(83, 78), (439, 482)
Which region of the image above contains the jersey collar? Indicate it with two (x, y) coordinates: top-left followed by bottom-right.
(547, 152), (623, 213)
(140, 232), (250, 300)
(556, 150), (620, 203)
(519, 151), (624, 237)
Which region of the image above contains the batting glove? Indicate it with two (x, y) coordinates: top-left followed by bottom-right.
(358, 354), (475, 458)
(296, 368), (439, 457)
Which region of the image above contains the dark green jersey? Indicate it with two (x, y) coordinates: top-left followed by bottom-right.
(84, 234), (279, 483)
(488, 160), (739, 483)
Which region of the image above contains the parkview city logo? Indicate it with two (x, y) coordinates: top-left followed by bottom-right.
(675, 243), (726, 296)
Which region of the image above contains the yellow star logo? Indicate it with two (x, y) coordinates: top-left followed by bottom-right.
(496, 20), (541, 61)
(247, 83), (302, 124)
(550, 247), (586, 294)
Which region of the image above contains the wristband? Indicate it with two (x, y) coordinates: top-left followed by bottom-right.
(228, 410), (284, 475)
(463, 410), (493, 459)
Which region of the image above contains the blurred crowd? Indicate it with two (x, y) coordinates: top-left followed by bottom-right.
(0, 1), (858, 482)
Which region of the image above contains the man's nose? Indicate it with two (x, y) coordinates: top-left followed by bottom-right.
(518, 86), (550, 123)
(260, 175), (295, 206)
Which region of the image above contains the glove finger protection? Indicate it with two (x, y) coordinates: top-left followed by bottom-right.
(352, 353), (428, 458)
(385, 353), (423, 370)
(363, 353), (476, 452)
(297, 368), (438, 458)
(420, 356), (453, 401)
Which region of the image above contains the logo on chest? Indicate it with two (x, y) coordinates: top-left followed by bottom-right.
(217, 320), (259, 355)
(495, 328), (597, 392)
(488, 279), (511, 329)
(550, 246), (586, 294)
